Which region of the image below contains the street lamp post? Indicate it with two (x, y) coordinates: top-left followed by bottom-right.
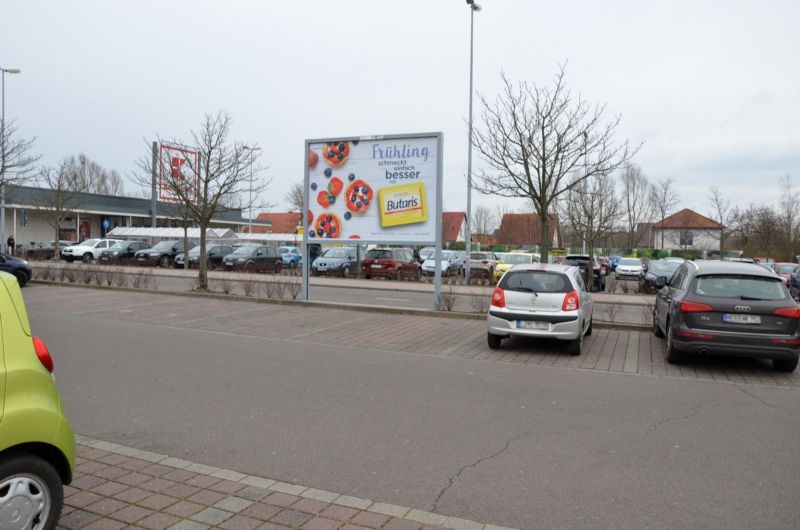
(465, 0), (480, 281)
(0, 67), (21, 254)
(242, 146), (260, 233)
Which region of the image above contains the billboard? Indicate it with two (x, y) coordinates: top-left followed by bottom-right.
(159, 143), (199, 202)
(305, 133), (441, 243)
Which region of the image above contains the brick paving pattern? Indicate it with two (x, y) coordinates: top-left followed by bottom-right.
(58, 438), (506, 530)
(25, 285), (800, 388)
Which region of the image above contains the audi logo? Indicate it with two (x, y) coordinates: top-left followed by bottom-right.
(734, 305), (752, 312)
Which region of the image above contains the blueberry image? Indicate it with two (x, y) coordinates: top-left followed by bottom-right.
(352, 139), (359, 145)
(326, 215), (332, 222)
(348, 173), (355, 181)
(310, 182), (317, 190)
(344, 212), (352, 220)
(338, 142), (346, 151)
(350, 195), (357, 202)
(320, 220), (326, 227)
(317, 229), (324, 236)
(363, 198), (369, 205)
(337, 153), (344, 160)
(361, 186), (369, 194)
(327, 150), (335, 158)
(329, 196), (336, 204)
(324, 168), (332, 177)
(355, 201), (362, 208)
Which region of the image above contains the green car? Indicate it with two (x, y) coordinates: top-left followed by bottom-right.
(0, 273), (74, 529)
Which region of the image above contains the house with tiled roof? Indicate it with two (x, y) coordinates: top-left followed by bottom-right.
(495, 213), (561, 248)
(246, 212), (300, 234)
(442, 212), (465, 244)
(652, 208), (723, 251)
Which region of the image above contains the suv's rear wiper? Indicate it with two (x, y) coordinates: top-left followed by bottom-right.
(740, 295), (768, 301)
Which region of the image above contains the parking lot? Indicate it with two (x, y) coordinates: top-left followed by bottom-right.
(26, 284), (799, 387)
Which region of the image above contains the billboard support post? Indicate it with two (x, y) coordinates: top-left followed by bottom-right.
(434, 133), (443, 309)
(302, 139), (310, 301)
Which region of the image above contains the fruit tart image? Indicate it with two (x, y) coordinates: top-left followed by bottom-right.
(345, 180), (373, 214)
(323, 141), (350, 167)
(313, 212), (342, 239)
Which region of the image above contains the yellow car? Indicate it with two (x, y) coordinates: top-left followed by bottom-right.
(0, 272), (74, 529)
(493, 252), (538, 283)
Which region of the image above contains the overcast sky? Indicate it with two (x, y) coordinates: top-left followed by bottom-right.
(3, 0), (798, 221)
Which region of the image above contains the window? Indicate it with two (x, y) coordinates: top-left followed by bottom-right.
(670, 265), (688, 290)
(680, 230), (694, 246)
(500, 271), (570, 293)
(694, 275), (787, 301)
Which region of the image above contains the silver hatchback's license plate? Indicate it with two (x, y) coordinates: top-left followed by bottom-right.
(723, 314), (761, 324)
(517, 320), (549, 330)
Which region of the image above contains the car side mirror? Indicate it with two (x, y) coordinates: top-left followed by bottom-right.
(655, 276), (667, 288)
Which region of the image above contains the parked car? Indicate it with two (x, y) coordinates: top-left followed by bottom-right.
(0, 271), (75, 528)
(465, 251), (498, 281)
(0, 252), (32, 287)
(222, 244), (283, 273)
(134, 240), (195, 268)
(562, 254), (607, 292)
(421, 250), (463, 277)
(597, 256), (611, 273)
(61, 238), (123, 263)
(652, 260), (799, 372)
(486, 263), (593, 355)
(770, 262), (796, 286)
(312, 246), (357, 277)
(610, 255), (622, 272)
(25, 240), (74, 261)
(98, 241), (150, 265)
(174, 244), (234, 269)
(789, 266), (800, 301)
(278, 246), (301, 267)
(418, 246), (435, 263)
(614, 257), (645, 283)
(493, 252), (538, 284)
(641, 259), (683, 293)
(362, 248), (420, 280)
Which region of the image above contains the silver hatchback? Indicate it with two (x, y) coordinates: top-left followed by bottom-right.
(487, 263), (593, 355)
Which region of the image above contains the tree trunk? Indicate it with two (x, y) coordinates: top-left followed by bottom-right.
(183, 225), (189, 270)
(198, 225), (208, 290)
(539, 210), (550, 263)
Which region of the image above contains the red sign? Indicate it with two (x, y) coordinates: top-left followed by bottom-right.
(159, 144), (199, 202)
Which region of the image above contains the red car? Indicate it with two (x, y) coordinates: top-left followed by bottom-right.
(361, 248), (421, 280)
(771, 262), (797, 286)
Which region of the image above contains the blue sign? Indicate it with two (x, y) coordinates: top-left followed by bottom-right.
(102, 218), (110, 230)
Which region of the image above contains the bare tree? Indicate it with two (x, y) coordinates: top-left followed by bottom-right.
(0, 119), (41, 244)
(285, 182), (304, 212)
(707, 185), (732, 254)
(778, 173), (800, 261)
(471, 66), (638, 262)
(32, 159), (87, 260)
(558, 171), (621, 287)
(649, 177), (680, 250)
(136, 111), (269, 290)
(620, 163), (651, 249)
(472, 204), (496, 236)
(70, 154), (125, 195)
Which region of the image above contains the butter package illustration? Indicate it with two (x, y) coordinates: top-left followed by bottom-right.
(378, 182), (427, 227)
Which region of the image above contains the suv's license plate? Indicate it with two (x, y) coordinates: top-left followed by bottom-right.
(372, 264), (382, 269)
(723, 314), (761, 324)
(517, 321), (549, 330)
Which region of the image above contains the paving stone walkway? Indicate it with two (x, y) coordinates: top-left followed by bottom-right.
(61, 437), (509, 530)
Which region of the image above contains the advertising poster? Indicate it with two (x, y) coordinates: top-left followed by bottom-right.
(305, 134), (440, 243)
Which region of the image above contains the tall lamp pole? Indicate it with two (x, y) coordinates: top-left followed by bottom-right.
(0, 67), (21, 253)
(242, 146), (260, 233)
(464, 0), (480, 281)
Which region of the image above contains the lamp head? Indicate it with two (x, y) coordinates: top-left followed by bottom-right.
(2, 68), (21, 74)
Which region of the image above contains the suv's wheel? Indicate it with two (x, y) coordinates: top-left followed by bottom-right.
(395, 269), (402, 281)
(159, 255), (171, 268)
(342, 266), (350, 278)
(0, 452), (64, 530)
(82, 253), (92, 263)
(652, 309), (664, 337)
(586, 317), (593, 336)
(665, 323), (686, 363)
(274, 262), (283, 274)
(14, 270), (28, 287)
(487, 333), (502, 349)
(773, 357), (799, 372)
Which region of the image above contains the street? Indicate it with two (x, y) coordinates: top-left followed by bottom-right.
(24, 284), (800, 529)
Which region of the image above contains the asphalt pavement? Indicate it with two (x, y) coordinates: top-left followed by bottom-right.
(24, 285), (800, 529)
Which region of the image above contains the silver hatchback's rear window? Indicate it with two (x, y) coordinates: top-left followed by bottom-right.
(694, 274), (788, 300)
(500, 271), (570, 293)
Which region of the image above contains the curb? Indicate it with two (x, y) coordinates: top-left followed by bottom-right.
(29, 279), (651, 329)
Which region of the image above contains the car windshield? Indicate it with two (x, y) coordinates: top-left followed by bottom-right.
(151, 241), (176, 251)
(619, 258), (641, 266)
(432, 251), (454, 260)
(187, 245), (215, 257)
(323, 248), (351, 258)
(470, 253), (488, 260)
(501, 271), (570, 293)
(649, 261), (681, 275)
(278, 247), (295, 254)
(366, 249), (392, 260)
(79, 239), (99, 247)
(419, 248), (435, 259)
(774, 264), (795, 274)
(694, 274), (788, 300)
(108, 242), (127, 250)
(232, 245), (258, 256)
(501, 254), (531, 265)
(563, 257), (589, 266)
